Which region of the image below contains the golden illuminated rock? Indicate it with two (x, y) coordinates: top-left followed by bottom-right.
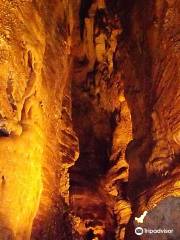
(0, 0), (78, 239)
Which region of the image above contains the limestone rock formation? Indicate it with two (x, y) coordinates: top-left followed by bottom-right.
(0, 0), (179, 240)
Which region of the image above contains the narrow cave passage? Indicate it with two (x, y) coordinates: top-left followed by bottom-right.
(0, 0), (179, 240)
(69, 76), (116, 239)
(68, 1), (134, 239)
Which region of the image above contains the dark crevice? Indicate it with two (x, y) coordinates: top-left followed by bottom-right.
(79, 0), (93, 39)
(69, 67), (115, 239)
(0, 128), (10, 137)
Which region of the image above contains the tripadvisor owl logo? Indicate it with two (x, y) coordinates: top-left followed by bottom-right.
(135, 227), (144, 236)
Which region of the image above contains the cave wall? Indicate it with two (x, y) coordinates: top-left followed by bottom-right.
(114, 0), (180, 239)
(0, 0), (79, 239)
(116, 0), (180, 208)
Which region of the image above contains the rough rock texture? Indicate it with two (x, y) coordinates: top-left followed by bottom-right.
(115, 0), (180, 239)
(0, 0), (179, 240)
(0, 1), (79, 239)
